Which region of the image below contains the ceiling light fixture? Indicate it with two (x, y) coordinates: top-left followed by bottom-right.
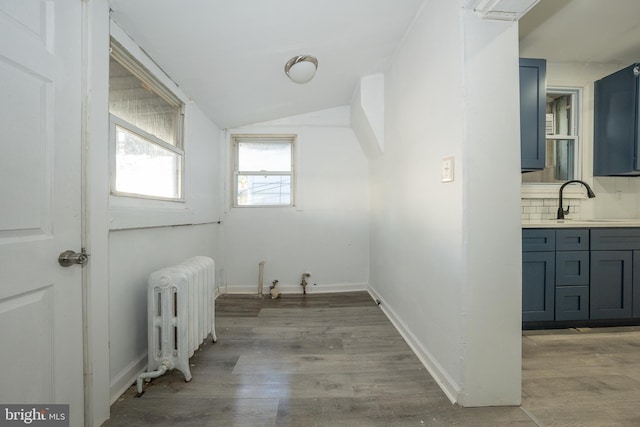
(284, 54), (318, 84)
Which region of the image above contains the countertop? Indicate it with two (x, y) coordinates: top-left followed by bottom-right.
(522, 218), (640, 228)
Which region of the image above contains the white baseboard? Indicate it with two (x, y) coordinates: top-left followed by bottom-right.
(109, 352), (147, 405)
(220, 282), (368, 295)
(367, 287), (460, 404)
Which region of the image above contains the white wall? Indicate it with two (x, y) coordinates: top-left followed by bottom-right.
(108, 223), (220, 400)
(458, 8), (522, 406)
(107, 103), (222, 402)
(351, 74), (385, 159)
(102, 22), (223, 404)
(222, 107), (370, 294)
(368, 1), (521, 406)
(369, 0), (465, 402)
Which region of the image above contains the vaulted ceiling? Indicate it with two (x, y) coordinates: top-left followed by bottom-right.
(108, 0), (424, 129)
(108, 0), (640, 129)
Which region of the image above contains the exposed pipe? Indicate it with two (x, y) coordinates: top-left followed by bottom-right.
(136, 360), (172, 397)
(270, 280), (281, 299)
(258, 261), (266, 297)
(300, 272), (311, 294)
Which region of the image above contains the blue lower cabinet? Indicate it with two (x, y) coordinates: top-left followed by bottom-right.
(634, 251), (640, 318)
(524, 227), (640, 325)
(555, 286), (589, 321)
(590, 251), (633, 319)
(522, 251), (555, 321)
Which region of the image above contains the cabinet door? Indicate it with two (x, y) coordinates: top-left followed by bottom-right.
(522, 251), (555, 321)
(590, 251), (633, 319)
(634, 251), (640, 318)
(594, 63), (640, 175)
(519, 58), (546, 171)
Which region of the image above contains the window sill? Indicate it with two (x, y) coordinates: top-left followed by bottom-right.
(109, 195), (195, 230)
(232, 205), (295, 209)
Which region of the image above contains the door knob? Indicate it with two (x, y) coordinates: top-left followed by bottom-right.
(58, 249), (89, 267)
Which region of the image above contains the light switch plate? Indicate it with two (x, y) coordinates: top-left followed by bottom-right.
(441, 156), (454, 182)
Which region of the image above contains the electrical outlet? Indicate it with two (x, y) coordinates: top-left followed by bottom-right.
(441, 156), (454, 182)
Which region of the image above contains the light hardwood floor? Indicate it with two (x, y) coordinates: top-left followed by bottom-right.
(521, 326), (640, 426)
(104, 292), (640, 426)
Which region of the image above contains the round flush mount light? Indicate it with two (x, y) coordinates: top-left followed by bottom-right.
(284, 54), (318, 84)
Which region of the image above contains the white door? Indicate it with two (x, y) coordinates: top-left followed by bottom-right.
(0, 0), (84, 425)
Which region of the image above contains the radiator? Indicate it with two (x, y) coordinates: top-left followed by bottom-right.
(136, 256), (217, 396)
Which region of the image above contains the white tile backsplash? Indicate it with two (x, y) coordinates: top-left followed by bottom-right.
(521, 198), (581, 222)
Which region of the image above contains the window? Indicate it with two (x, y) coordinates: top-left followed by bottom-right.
(232, 135), (295, 207)
(109, 40), (185, 200)
(522, 87), (580, 184)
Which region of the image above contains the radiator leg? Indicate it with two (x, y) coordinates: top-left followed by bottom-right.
(135, 361), (171, 397)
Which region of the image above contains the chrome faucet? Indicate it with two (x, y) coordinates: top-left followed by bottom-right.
(557, 180), (596, 219)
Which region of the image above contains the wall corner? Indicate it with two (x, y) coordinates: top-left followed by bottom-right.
(350, 73), (385, 160)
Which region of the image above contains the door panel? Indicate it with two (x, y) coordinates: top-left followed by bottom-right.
(593, 63), (638, 175)
(522, 251), (555, 321)
(590, 251), (633, 319)
(519, 58), (546, 171)
(0, 288), (55, 401)
(0, 1), (83, 424)
(634, 251), (640, 318)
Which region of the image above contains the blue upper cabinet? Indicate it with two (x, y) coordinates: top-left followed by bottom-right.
(520, 58), (547, 172)
(594, 63), (640, 176)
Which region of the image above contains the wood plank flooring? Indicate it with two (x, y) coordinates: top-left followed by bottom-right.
(521, 327), (640, 426)
(104, 292), (640, 426)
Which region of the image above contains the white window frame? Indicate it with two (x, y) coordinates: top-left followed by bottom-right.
(109, 39), (185, 202)
(231, 134), (296, 208)
(109, 114), (185, 201)
(522, 86), (583, 198)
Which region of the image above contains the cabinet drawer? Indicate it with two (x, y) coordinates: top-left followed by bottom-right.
(591, 228), (640, 250)
(555, 286), (589, 321)
(556, 251), (589, 286)
(556, 229), (589, 251)
(522, 229), (555, 252)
